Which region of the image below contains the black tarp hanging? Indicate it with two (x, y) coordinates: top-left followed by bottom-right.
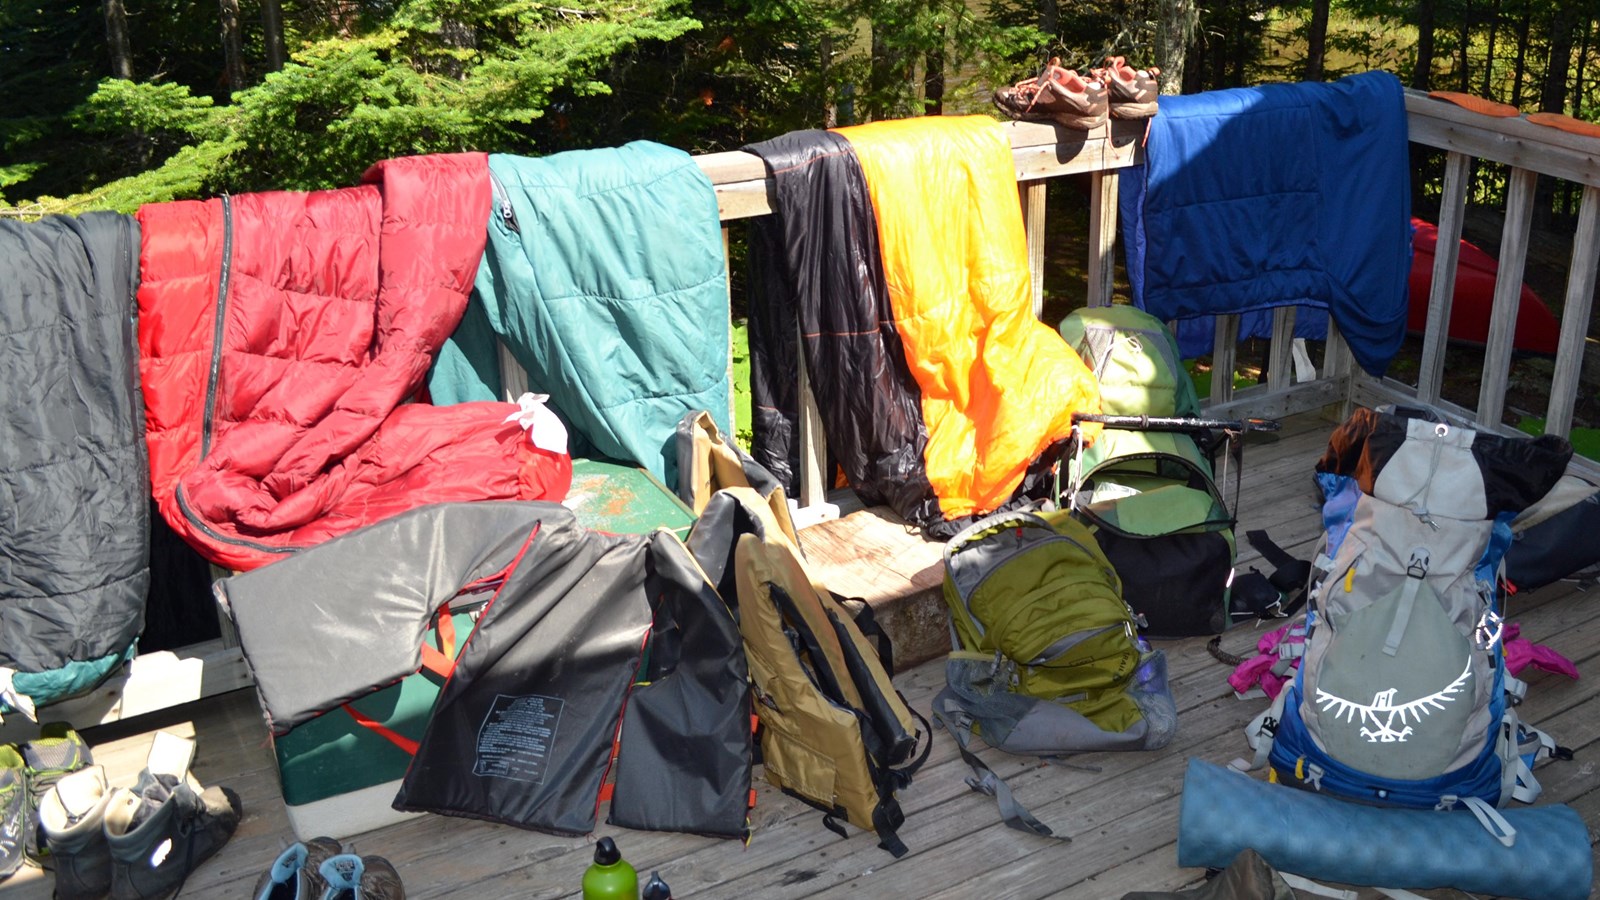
(1, 212), (148, 710)
(744, 131), (941, 526)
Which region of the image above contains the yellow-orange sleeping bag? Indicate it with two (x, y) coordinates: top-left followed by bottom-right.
(835, 116), (1101, 520)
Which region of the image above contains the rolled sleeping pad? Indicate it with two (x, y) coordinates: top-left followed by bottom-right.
(1177, 759), (1593, 900)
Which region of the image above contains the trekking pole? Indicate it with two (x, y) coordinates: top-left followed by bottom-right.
(1070, 413), (1281, 434)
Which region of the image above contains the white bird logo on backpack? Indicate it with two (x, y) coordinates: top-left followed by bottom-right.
(1315, 658), (1473, 743)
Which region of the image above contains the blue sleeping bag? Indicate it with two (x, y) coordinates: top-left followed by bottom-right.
(429, 144), (731, 486)
(1121, 71), (1412, 376)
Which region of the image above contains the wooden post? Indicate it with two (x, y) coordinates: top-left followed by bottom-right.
(1546, 184), (1600, 438)
(1266, 307), (1298, 393)
(1210, 315), (1239, 405)
(1088, 170), (1119, 308)
(1475, 166), (1538, 427)
(1021, 181), (1047, 317)
(724, 227), (737, 434)
(796, 325), (827, 509)
(1417, 151), (1472, 406)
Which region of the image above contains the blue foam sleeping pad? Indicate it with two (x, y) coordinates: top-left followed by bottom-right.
(1177, 759), (1592, 900)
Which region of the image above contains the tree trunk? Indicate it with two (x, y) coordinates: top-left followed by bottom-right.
(1457, 2), (1472, 92)
(1305, 0), (1329, 81)
(923, 37), (945, 115)
(262, 0), (285, 72)
(1411, 0), (1436, 90)
(1481, 0), (1501, 98)
(1535, 3), (1578, 224)
(218, 0), (245, 93)
(1157, 0), (1196, 93)
(1511, 0), (1531, 107)
(1037, 0), (1059, 36)
(1572, 16), (1592, 117)
(821, 34), (837, 128)
(102, 0), (133, 79)
(1539, 2), (1578, 113)
(868, 23), (912, 120)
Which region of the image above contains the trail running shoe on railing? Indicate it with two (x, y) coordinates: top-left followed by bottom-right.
(993, 58), (1109, 131)
(1092, 57), (1161, 119)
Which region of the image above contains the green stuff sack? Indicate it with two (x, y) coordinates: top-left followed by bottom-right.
(1060, 305), (1237, 637)
(935, 509), (1177, 837)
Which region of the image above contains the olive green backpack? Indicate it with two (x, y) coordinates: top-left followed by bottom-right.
(935, 508), (1177, 837)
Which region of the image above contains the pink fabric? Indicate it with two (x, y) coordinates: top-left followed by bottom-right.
(1227, 622), (1306, 699)
(1503, 622), (1580, 680)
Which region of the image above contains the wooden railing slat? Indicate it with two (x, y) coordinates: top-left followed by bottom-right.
(797, 327), (827, 508)
(1475, 166), (1539, 427)
(1088, 170), (1118, 308)
(1404, 92), (1600, 188)
(1267, 307), (1297, 393)
(1210, 315), (1239, 404)
(1022, 181), (1047, 317)
(1546, 184), (1600, 437)
(1417, 152), (1473, 405)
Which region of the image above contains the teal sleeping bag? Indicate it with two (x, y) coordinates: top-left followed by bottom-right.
(430, 143), (731, 486)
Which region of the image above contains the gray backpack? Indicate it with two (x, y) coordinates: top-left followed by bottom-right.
(1244, 406), (1572, 819)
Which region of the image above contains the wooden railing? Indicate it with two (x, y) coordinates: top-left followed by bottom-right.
(1358, 92), (1600, 474)
(15, 88), (1597, 740)
(689, 95), (1600, 518)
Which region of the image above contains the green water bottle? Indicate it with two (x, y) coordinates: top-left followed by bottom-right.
(582, 837), (638, 900)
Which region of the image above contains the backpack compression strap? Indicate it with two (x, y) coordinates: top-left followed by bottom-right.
(931, 691), (1070, 840)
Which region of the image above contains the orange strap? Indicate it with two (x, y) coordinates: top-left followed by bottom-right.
(419, 607), (459, 678)
(342, 703), (420, 756)
(343, 607), (461, 757)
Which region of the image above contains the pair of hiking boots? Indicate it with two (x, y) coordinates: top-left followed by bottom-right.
(993, 56), (1161, 130)
(253, 838), (404, 900)
(39, 753), (240, 898)
(1, 722), (96, 882)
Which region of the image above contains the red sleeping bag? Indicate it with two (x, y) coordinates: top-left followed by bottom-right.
(137, 153), (570, 570)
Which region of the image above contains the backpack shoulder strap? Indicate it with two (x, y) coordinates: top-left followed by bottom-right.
(932, 689), (1069, 840)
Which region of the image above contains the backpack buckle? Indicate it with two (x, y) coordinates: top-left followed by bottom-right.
(1406, 548), (1431, 579)
(1475, 610), (1504, 650)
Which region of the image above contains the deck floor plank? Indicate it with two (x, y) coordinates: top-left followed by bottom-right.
(3, 412), (1598, 899)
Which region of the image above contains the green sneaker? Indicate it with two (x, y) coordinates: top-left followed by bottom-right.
(22, 721), (93, 863)
(0, 745), (25, 880)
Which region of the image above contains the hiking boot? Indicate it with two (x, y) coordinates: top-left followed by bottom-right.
(22, 721), (93, 863)
(39, 766), (115, 900)
(0, 745), (24, 880)
(993, 58), (1109, 130)
(254, 837), (343, 900)
(104, 770), (241, 899)
(1093, 56), (1161, 119)
(319, 853), (405, 900)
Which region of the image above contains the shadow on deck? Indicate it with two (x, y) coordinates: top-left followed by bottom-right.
(4, 410), (1597, 900)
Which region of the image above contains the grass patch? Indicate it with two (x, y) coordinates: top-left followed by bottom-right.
(732, 319), (752, 449)
(1517, 416), (1600, 462)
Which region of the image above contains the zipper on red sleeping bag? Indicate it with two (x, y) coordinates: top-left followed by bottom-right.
(174, 194), (300, 557)
(200, 194), (233, 457)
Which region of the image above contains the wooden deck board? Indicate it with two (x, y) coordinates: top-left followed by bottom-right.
(4, 412), (1599, 899)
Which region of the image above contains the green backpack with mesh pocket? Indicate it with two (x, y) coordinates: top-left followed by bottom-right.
(934, 508), (1177, 837)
